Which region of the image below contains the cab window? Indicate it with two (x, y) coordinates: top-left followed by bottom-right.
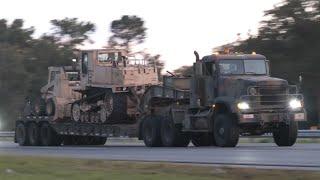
(50, 71), (60, 82)
(203, 62), (215, 76)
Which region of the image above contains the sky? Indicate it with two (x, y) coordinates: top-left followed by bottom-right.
(1, 0), (282, 71)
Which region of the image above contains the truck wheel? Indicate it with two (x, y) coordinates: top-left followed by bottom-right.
(213, 114), (239, 147)
(161, 116), (190, 147)
(40, 123), (59, 146)
(34, 98), (46, 116)
(16, 123), (29, 146)
(45, 98), (55, 116)
(273, 122), (298, 147)
(71, 103), (81, 122)
(143, 116), (162, 147)
(27, 122), (40, 146)
(191, 133), (216, 147)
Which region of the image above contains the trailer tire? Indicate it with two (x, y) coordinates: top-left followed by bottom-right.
(27, 122), (40, 146)
(273, 122), (298, 147)
(94, 137), (107, 145)
(40, 123), (60, 146)
(161, 116), (190, 147)
(143, 115), (162, 147)
(213, 113), (239, 147)
(110, 93), (128, 123)
(45, 98), (55, 116)
(191, 133), (216, 147)
(16, 123), (29, 146)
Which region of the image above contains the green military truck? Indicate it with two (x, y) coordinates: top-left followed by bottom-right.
(15, 51), (306, 147)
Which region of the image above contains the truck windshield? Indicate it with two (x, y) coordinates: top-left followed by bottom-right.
(219, 60), (267, 75)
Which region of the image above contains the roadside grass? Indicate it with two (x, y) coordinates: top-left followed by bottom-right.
(0, 155), (320, 180)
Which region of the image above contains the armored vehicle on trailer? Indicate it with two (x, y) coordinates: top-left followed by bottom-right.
(15, 50), (306, 147)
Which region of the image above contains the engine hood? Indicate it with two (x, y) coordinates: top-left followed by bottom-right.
(226, 75), (288, 86)
(218, 75), (288, 97)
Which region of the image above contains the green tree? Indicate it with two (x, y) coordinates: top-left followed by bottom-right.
(108, 15), (147, 52)
(50, 17), (95, 47)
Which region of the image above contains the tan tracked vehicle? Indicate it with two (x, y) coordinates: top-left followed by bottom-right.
(70, 49), (159, 124)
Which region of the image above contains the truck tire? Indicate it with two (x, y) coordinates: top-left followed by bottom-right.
(191, 133), (216, 147)
(45, 98), (55, 116)
(273, 122), (298, 147)
(16, 123), (29, 146)
(40, 123), (61, 146)
(27, 122), (40, 146)
(143, 115), (162, 147)
(34, 98), (46, 116)
(213, 114), (239, 147)
(161, 116), (190, 147)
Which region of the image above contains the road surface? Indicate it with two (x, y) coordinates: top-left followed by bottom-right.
(0, 141), (319, 170)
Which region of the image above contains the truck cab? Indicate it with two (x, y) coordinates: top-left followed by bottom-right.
(187, 53), (306, 146)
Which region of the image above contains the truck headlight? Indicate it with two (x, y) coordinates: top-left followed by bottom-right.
(237, 102), (250, 110)
(289, 99), (302, 110)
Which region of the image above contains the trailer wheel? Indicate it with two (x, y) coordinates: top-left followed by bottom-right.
(143, 116), (162, 147)
(45, 98), (55, 116)
(27, 122), (40, 146)
(71, 103), (81, 122)
(111, 93), (127, 121)
(191, 133), (216, 147)
(213, 114), (239, 147)
(273, 122), (298, 147)
(93, 137), (107, 145)
(34, 98), (46, 116)
(40, 123), (60, 146)
(16, 123), (29, 146)
(161, 116), (190, 147)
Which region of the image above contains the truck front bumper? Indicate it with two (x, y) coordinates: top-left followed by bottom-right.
(238, 111), (306, 124)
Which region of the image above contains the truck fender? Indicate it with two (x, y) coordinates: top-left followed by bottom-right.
(213, 97), (237, 114)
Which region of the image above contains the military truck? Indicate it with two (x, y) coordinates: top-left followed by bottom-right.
(15, 50), (306, 147)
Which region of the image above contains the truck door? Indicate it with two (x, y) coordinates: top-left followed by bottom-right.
(203, 62), (216, 106)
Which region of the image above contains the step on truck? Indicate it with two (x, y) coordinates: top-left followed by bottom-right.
(15, 49), (306, 147)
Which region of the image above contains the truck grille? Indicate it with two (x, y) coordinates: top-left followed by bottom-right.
(258, 86), (288, 106)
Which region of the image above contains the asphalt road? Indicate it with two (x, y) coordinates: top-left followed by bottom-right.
(0, 141), (320, 170)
